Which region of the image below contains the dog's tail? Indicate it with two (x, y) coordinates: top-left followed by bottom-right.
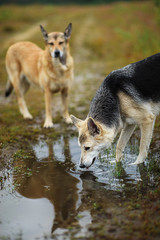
(5, 79), (13, 97)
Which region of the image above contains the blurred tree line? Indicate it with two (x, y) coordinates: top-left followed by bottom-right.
(0, 0), (146, 5)
(155, 0), (160, 23)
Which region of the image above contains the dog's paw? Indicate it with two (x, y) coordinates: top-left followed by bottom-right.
(24, 113), (33, 120)
(129, 153), (146, 165)
(116, 155), (123, 163)
(64, 116), (72, 124)
(43, 121), (54, 128)
(129, 162), (138, 166)
(129, 159), (144, 165)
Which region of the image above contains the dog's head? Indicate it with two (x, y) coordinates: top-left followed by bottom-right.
(40, 23), (72, 59)
(70, 115), (115, 169)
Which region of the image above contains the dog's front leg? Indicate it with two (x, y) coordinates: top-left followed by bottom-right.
(131, 116), (155, 165)
(61, 87), (72, 124)
(44, 88), (53, 128)
(116, 123), (136, 162)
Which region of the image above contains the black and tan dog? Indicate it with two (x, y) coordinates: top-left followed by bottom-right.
(71, 54), (160, 168)
(5, 23), (73, 128)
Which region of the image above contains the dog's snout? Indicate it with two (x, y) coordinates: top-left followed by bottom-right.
(54, 50), (60, 57)
(79, 163), (86, 168)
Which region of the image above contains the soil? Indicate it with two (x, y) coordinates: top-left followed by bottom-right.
(0, 2), (160, 240)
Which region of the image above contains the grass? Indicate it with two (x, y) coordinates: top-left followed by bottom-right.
(0, 0), (159, 178)
(0, 1), (160, 239)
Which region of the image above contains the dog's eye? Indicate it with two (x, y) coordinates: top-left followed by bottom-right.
(49, 42), (54, 46)
(84, 146), (90, 151)
(59, 41), (64, 45)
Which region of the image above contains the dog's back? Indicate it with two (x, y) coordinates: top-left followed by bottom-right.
(89, 53), (160, 127)
(107, 53), (160, 102)
(71, 53), (160, 167)
(6, 41), (42, 86)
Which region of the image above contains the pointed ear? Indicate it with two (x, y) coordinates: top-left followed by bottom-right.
(87, 118), (100, 136)
(40, 25), (48, 43)
(64, 23), (72, 40)
(70, 115), (82, 128)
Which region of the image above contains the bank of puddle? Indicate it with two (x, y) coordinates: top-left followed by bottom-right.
(0, 135), (158, 239)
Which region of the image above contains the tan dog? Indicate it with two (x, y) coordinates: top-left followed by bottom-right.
(5, 23), (73, 127)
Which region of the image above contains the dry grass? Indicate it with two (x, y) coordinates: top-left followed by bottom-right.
(0, 3), (160, 240)
(0, 1), (160, 139)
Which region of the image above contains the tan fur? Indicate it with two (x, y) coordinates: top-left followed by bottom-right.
(79, 120), (115, 167)
(71, 90), (159, 167)
(71, 115), (116, 168)
(117, 91), (156, 164)
(5, 26), (73, 128)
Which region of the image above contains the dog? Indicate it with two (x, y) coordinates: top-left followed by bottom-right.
(71, 53), (160, 168)
(5, 23), (74, 128)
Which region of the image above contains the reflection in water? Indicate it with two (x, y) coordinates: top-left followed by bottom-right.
(0, 134), (159, 239)
(13, 136), (79, 233)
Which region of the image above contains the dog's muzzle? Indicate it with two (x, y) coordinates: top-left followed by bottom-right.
(54, 50), (60, 58)
(79, 157), (96, 169)
(79, 163), (86, 168)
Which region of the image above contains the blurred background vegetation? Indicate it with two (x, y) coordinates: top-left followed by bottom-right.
(1, 3), (160, 240)
(0, 0), (160, 140)
(0, 0), (148, 5)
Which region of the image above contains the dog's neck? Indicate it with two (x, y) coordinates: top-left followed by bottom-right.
(59, 44), (71, 66)
(88, 78), (122, 133)
(59, 52), (67, 65)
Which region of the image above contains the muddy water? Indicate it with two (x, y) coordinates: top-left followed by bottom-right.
(0, 132), (159, 240)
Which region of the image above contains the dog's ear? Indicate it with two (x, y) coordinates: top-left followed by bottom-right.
(87, 118), (100, 136)
(40, 25), (48, 43)
(64, 23), (72, 40)
(70, 115), (82, 128)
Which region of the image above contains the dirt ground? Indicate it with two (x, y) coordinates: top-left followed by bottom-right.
(0, 2), (160, 240)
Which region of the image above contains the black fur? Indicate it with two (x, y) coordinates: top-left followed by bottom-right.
(89, 53), (160, 127)
(5, 81), (13, 97)
(40, 25), (48, 43)
(88, 80), (120, 128)
(60, 53), (67, 65)
(64, 23), (72, 39)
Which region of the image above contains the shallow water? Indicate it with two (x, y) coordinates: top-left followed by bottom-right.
(0, 134), (159, 240)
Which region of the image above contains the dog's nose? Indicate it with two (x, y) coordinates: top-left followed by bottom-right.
(79, 163), (86, 168)
(55, 50), (60, 57)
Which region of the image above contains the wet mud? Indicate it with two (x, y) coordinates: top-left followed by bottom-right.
(0, 2), (160, 240)
(0, 130), (160, 240)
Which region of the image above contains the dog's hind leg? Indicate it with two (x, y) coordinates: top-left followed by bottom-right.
(5, 78), (13, 97)
(10, 72), (32, 119)
(131, 116), (156, 165)
(20, 75), (30, 95)
(61, 87), (72, 124)
(116, 123), (136, 162)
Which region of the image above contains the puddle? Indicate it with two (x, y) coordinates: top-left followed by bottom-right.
(0, 135), (159, 239)
(1, 3), (160, 239)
